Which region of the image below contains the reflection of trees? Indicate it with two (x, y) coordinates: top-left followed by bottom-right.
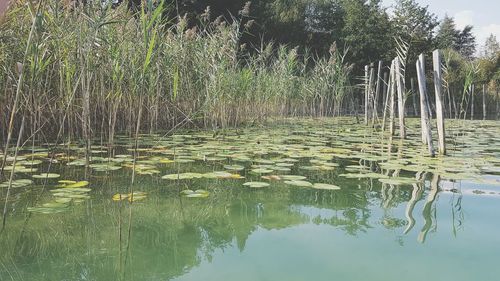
(0, 171), (462, 280)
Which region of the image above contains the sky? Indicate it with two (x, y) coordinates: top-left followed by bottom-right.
(382, 0), (500, 51)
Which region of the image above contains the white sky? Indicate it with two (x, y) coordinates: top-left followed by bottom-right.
(382, 0), (500, 50)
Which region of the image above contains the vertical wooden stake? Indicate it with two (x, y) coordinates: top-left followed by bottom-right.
(470, 84), (475, 120)
(482, 84), (486, 120)
(395, 57), (406, 139)
(432, 50), (446, 155)
(364, 65), (369, 125)
(381, 70), (390, 132)
(372, 61), (383, 125)
(416, 54), (435, 157)
(411, 78), (418, 116)
(368, 63), (375, 124)
(389, 60), (396, 136)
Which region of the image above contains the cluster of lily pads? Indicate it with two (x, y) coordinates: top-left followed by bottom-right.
(2, 117), (500, 208)
(27, 180), (91, 214)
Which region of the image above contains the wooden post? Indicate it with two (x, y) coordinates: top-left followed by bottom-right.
(372, 61), (383, 124)
(395, 57), (406, 139)
(368, 63), (375, 124)
(482, 84), (487, 120)
(432, 50), (446, 155)
(470, 84), (475, 120)
(381, 70), (390, 132)
(364, 65), (369, 125)
(389, 60), (396, 136)
(411, 78), (418, 116)
(416, 54), (435, 157)
(497, 90), (500, 120)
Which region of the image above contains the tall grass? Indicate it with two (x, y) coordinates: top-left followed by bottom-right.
(0, 0), (353, 150)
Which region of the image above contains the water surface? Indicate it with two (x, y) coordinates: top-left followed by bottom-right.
(1, 118), (500, 281)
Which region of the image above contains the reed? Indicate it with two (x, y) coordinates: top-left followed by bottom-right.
(0, 0), (353, 151)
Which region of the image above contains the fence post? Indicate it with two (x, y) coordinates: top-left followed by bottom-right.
(372, 61), (383, 125)
(483, 84), (487, 120)
(389, 59), (396, 136)
(432, 50), (446, 155)
(395, 57), (406, 139)
(416, 54), (435, 157)
(365, 65), (369, 125)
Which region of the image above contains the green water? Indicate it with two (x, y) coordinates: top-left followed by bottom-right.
(1, 117), (500, 281)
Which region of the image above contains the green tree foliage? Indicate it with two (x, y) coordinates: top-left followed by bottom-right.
(436, 16), (476, 59)
(483, 34), (500, 59)
(391, 0), (438, 64)
(340, 0), (393, 67)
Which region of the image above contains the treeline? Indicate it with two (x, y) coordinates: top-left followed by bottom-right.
(158, 0), (477, 68)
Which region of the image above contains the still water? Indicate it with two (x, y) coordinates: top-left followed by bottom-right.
(1, 118), (499, 281)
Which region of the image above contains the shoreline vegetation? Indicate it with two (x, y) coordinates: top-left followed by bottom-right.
(0, 0), (498, 150)
(0, 0), (352, 149)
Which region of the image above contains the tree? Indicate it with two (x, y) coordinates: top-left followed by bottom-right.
(456, 25), (476, 59)
(483, 34), (500, 59)
(340, 0), (393, 68)
(392, 0), (438, 41)
(435, 16), (459, 50)
(391, 0), (438, 75)
(435, 15), (476, 59)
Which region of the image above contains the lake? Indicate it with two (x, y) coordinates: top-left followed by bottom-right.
(1, 117), (500, 281)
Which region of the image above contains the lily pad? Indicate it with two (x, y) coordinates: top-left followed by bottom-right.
(243, 182), (270, 188)
(284, 180), (313, 187)
(312, 183), (341, 190)
(32, 173), (60, 179)
(0, 179), (33, 188)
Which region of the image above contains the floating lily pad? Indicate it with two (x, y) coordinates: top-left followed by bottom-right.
(250, 168), (273, 174)
(162, 173), (204, 180)
(243, 182), (270, 188)
(182, 189), (210, 198)
(312, 183), (341, 190)
(32, 173), (60, 179)
(223, 165), (245, 171)
(281, 175), (307, 181)
(284, 180), (313, 187)
(0, 179), (33, 188)
(262, 175), (282, 181)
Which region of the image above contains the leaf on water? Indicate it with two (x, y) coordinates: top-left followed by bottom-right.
(280, 175), (307, 181)
(262, 175), (282, 181)
(162, 173), (204, 180)
(182, 189), (210, 198)
(243, 181), (270, 188)
(250, 168), (273, 174)
(312, 183), (341, 190)
(65, 181), (90, 188)
(223, 165), (245, 171)
(284, 180), (313, 187)
(32, 173), (60, 179)
(0, 179), (33, 188)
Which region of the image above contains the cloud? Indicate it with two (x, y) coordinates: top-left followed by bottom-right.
(454, 10), (474, 30)
(452, 10), (500, 48)
(478, 24), (500, 44)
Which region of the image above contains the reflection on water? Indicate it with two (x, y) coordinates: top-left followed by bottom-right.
(1, 118), (500, 280)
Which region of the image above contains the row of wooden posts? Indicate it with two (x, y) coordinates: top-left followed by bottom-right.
(364, 49), (446, 157)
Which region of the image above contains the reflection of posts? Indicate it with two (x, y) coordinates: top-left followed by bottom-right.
(418, 174), (440, 243)
(404, 183), (424, 234)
